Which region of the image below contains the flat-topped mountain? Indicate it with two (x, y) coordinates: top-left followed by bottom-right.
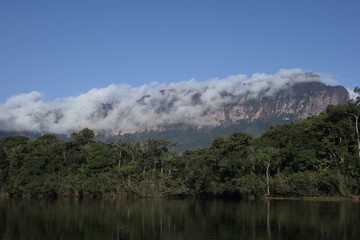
(209, 81), (349, 124)
(110, 80), (349, 151)
(0, 70), (351, 150)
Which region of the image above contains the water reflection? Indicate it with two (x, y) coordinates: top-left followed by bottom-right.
(0, 197), (359, 240)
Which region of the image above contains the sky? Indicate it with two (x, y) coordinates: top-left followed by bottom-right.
(0, 0), (359, 103)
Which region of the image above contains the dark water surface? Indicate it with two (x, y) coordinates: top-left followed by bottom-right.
(0, 197), (359, 240)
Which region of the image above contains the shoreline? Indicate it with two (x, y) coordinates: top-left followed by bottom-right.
(260, 195), (355, 201)
(0, 191), (358, 202)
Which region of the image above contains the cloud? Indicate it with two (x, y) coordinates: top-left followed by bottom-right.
(346, 88), (358, 100)
(0, 69), (327, 134)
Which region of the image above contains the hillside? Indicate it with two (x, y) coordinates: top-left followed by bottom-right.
(0, 80), (350, 151)
(112, 81), (349, 151)
(1, 96), (359, 198)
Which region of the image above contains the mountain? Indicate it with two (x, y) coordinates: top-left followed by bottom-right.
(109, 81), (349, 151)
(209, 81), (349, 123)
(0, 72), (350, 152)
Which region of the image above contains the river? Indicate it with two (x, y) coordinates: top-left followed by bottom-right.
(0, 197), (359, 239)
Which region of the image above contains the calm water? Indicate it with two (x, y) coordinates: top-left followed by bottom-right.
(0, 197), (359, 240)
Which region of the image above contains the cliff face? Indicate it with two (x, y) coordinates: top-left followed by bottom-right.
(87, 81), (351, 135)
(0, 80), (351, 151)
(207, 82), (349, 124)
(0, 77), (350, 138)
(113, 81), (350, 151)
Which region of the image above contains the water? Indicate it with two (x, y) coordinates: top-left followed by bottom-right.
(0, 197), (359, 240)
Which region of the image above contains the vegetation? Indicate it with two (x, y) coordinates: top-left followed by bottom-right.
(0, 89), (359, 199)
(113, 118), (290, 152)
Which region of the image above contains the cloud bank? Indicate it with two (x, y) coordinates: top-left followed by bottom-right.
(0, 69), (329, 134)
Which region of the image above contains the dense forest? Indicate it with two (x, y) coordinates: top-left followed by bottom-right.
(1, 88), (359, 199)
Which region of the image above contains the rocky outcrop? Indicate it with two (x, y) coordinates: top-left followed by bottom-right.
(207, 82), (349, 124)
(0, 78), (350, 138)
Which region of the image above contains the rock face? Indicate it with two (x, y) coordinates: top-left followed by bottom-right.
(207, 82), (349, 125)
(0, 80), (351, 151)
(0, 78), (350, 138)
(115, 81), (350, 151)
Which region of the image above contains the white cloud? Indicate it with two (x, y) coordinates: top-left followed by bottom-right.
(0, 69), (330, 134)
(346, 88), (357, 100)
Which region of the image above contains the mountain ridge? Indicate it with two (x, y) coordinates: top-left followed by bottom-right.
(210, 81), (349, 124)
(107, 81), (350, 151)
(0, 79), (351, 151)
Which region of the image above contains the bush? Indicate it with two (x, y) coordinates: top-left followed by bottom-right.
(289, 172), (321, 196)
(270, 173), (292, 196)
(236, 173), (266, 195)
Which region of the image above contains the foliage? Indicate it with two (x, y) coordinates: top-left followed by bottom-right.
(0, 89), (360, 198)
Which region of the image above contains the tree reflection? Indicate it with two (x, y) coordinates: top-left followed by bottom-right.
(0, 198), (358, 240)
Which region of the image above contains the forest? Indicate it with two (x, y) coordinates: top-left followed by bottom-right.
(0, 88), (359, 199)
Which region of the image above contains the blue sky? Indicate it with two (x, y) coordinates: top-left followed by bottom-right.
(1, 0), (359, 103)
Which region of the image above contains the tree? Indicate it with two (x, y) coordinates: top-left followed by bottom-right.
(255, 146), (273, 195)
(85, 142), (112, 174)
(31, 134), (65, 172)
(138, 139), (174, 174)
(207, 132), (255, 195)
(111, 141), (133, 168)
(71, 128), (96, 146)
(349, 87), (360, 159)
(1, 136), (30, 174)
(181, 148), (217, 195)
(291, 150), (320, 172)
(257, 124), (304, 173)
(0, 136), (29, 188)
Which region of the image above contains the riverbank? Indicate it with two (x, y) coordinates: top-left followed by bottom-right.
(0, 192), (10, 197)
(260, 195), (355, 201)
(1, 191), (359, 202)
